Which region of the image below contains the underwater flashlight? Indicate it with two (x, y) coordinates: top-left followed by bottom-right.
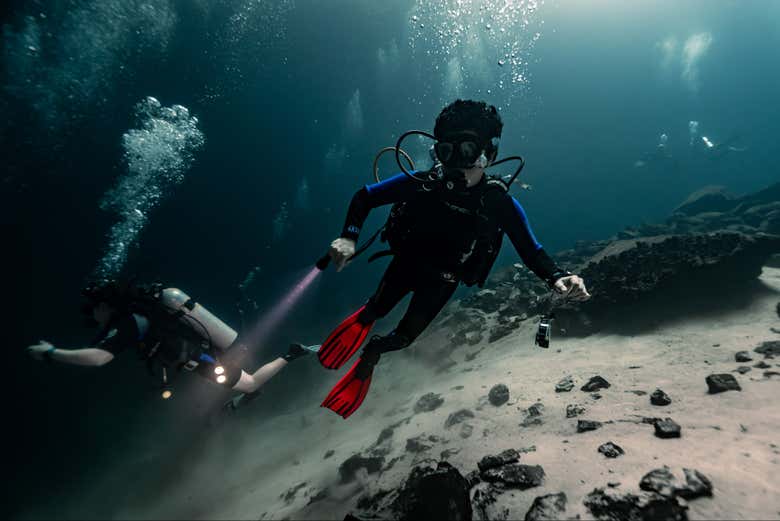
(161, 389), (173, 400)
(216, 374), (227, 384)
(214, 365), (225, 375)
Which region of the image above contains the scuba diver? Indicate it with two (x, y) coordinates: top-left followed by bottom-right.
(26, 279), (317, 408)
(316, 99), (591, 419)
(634, 132), (675, 169)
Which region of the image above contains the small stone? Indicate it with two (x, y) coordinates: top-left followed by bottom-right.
(765, 371), (780, 378)
(445, 409), (475, 428)
(640, 467), (678, 497)
(581, 376), (611, 392)
(679, 468), (713, 499)
(440, 448), (460, 460)
(481, 463), (545, 489)
(338, 454), (385, 483)
(598, 442), (625, 458)
(735, 351), (753, 362)
(650, 389), (672, 406)
(524, 492), (567, 521)
(406, 436), (432, 453)
(460, 423), (474, 439)
(478, 448), (520, 472)
(654, 418), (682, 439)
(627, 390), (648, 396)
(489, 384), (510, 406)
(566, 404), (585, 418)
(323, 450), (335, 459)
(706, 373), (742, 393)
(755, 340), (780, 357)
(591, 393), (602, 400)
(414, 392), (444, 413)
(607, 481), (621, 488)
(555, 375), (575, 393)
(754, 361), (771, 369)
(734, 366), (751, 374)
(577, 420), (603, 433)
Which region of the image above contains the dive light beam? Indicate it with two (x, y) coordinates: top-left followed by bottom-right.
(243, 266), (321, 352)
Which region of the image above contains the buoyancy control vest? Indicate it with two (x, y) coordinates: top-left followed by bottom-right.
(377, 170), (509, 287)
(126, 284), (239, 369)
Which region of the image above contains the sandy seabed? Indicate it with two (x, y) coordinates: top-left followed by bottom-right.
(121, 267), (780, 521)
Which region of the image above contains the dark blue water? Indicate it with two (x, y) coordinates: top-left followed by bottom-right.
(3, 0), (778, 517)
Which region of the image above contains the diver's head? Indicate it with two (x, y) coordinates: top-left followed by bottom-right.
(433, 100), (503, 183)
(81, 279), (131, 327)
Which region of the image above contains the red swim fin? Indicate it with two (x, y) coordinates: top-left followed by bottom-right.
(318, 305), (375, 370)
(321, 357), (374, 419)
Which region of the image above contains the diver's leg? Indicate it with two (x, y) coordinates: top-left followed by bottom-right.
(358, 256), (414, 323)
(232, 359), (287, 393)
(358, 276), (458, 370)
(393, 276), (458, 342)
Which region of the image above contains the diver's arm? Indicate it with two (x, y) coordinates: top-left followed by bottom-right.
(498, 195), (569, 287)
(27, 340), (115, 366)
(340, 172), (420, 241)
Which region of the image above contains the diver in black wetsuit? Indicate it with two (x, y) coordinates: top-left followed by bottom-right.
(26, 279), (315, 406)
(316, 99), (591, 419)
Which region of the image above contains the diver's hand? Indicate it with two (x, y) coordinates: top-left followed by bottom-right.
(553, 275), (591, 301)
(27, 340), (55, 361)
(329, 238), (356, 272)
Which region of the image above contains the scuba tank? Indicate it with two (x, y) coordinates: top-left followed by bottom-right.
(157, 287), (238, 352)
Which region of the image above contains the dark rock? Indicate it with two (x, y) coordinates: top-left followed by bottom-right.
(392, 461), (472, 521)
(527, 402), (545, 417)
(735, 351), (753, 362)
(654, 418), (682, 439)
(414, 392), (445, 414)
(567, 404), (586, 418)
(445, 409), (475, 428)
(598, 442), (625, 458)
(524, 492), (567, 521)
(755, 341), (780, 357)
(607, 482), (621, 488)
(734, 366), (752, 374)
(440, 448), (460, 460)
(477, 448), (520, 472)
(627, 390), (648, 396)
(754, 361), (771, 369)
(307, 489), (329, 506)
(765, 371), (780, 378)
(577, 420), (603, 433)
(460, 423), (474, 439)
(488, 384), (510, 406)
(642, 417), (663, 425)
(592, 393), (603, 400)
(650, 389), (672, 406)
(581, 376), (611, 392)
(584, 487), (688, 521)
(556, 375), (575, 393)
(640, 467), (678, 496)
(339, 454), (385, 483)
(406, 436), (432, 454)
(280, 482), (307, 504)
(679, 468), (714, 499)
(324, 450), (335, 460)
(481, 463), (545, 489)
(376, 427), (395, 445)
(706, 374), (742, 393)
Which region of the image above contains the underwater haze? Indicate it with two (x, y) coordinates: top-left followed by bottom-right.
(4, 0), (780, 519)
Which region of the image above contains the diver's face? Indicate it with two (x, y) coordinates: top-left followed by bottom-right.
(93, 302), (115, 327)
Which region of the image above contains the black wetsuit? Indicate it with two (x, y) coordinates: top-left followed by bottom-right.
(341, 171), (567, 350)
(96, 312), (242, 386)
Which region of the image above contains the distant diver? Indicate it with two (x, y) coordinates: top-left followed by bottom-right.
(26, 279), (318, 408)
(315, 99), (591, 419)
(634, 132), (674, 169)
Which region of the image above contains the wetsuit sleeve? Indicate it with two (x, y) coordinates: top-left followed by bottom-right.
(95, 313), (148, 355)
(340, 172), (420, 241)
(495, 194), (569, 287)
